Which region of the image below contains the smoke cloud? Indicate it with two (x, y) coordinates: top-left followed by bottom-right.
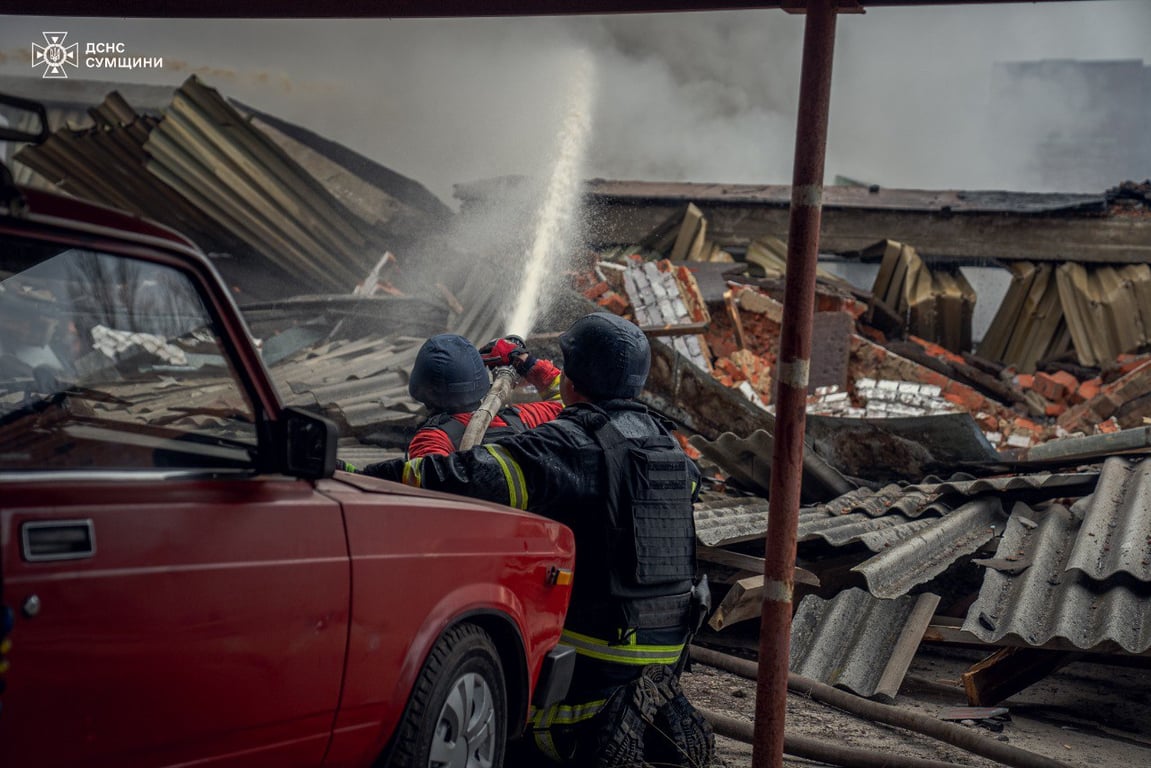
(2, 4), (1149, 207)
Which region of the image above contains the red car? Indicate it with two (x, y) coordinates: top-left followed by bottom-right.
(0, 96), (575, 768)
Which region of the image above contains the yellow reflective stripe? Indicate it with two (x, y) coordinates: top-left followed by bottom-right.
(534, 730), (561, 762)
(531, 698), (607, 728)
(560, 629), (685, 665)
(543, 373), (563, 401)
(401, 458), (423, 487)
(483, 444), (528, 510)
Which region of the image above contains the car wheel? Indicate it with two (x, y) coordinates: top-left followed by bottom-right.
(389, 623), (507, 768)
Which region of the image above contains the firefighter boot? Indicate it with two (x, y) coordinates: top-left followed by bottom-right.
(591, 664), (679, 768)
(645, 679), (715, 767)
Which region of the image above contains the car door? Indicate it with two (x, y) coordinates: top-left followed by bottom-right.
(0, 240), (350, 767)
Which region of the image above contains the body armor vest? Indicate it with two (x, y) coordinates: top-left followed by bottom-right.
(566, 408), (696, 636)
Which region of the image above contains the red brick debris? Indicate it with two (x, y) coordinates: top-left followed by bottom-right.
(568, 255), (1151, 451)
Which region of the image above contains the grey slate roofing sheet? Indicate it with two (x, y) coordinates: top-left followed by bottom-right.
(267, 335), (426, 439)
(903, 472), (1098, 498)
(696, 491), (947, 552)
(798, 509), (941, 551)
(806, 483), (940, 519)
(1067, 457), (1151, 582)
(693, 493), (771, 548)
(790, 588), (941, 701)
(852, 497), (1007, 599)
(963, 501), (1151, 654)
(690, 429), (853, 504)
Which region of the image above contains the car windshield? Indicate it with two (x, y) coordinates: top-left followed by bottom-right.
(0, 238), (258, 471)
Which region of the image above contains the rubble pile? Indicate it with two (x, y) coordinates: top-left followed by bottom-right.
(557, 202), (1151, 707)
(21, 73), (1151, 715)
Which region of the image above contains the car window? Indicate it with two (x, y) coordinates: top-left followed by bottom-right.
(0, 237), (258, 471)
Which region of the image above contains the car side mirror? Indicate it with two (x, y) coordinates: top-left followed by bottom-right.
(279, 406), (338, 480)
(0, 93), (50, 144)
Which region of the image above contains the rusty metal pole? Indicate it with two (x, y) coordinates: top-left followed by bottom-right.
(752, 2), (838, 768)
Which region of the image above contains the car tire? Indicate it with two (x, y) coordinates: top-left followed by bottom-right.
(388, 622), (507, 768)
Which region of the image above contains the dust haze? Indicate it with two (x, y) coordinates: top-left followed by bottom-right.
(2, 4), (1149, 209)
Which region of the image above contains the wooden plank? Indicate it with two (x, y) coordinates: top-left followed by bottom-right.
(669, 203), (704, 262)
(923, 620), (1151, 657)
(874, 592), (941, 702)
(978, 261), (1036, 362)
(707, 569), (821, 631)
(962, 647), (1081, 706)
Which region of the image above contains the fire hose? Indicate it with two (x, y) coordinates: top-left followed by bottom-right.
(459, 365), (520, 450)
(690, 645), (1075, 768)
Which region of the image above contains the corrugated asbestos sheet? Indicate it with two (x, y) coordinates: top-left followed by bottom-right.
(807, 471), (1098, 518)
(901, 471), (1099, 499)
(1068, 457), (1151, 581)
(798, 509), (942, 551)
(790, 588), (940, 701)
(267, 336), (426, 439)
(693, 492), (771, 547)
(963, 498), (1151, 653)
(14, 75), (395, 294)
(852, 497), (1006, 599)
(690, 429), (852, 504)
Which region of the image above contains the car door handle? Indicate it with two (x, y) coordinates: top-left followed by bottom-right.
(21, 520), (96, 562)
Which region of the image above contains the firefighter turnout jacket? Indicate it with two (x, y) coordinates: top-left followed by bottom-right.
(377, 398), (702, 750)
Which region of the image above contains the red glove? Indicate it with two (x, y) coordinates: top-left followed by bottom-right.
(479, 335), (527, 368)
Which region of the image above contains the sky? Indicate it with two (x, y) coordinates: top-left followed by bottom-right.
(1, 4), (1150, 209)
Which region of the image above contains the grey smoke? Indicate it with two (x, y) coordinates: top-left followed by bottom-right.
(1, 3), (1149, 206)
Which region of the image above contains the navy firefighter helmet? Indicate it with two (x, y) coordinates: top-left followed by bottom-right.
(408, 333), (490, 413)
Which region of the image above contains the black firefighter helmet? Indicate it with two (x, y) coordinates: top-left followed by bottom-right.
(560, 312), (650, 400)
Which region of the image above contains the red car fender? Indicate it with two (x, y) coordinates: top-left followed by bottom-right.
(317, 477), (574, 765)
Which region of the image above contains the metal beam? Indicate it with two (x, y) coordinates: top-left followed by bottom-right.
(6, 0), (1089, 18)
(580, 184), (1151, 264)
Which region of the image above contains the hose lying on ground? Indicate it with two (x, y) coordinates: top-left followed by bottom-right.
(701, 706), (975, 768)
(689, 645), (1075, 768)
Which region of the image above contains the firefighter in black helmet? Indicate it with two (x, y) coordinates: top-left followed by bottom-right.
(369, 311), (714, 768)
(401, 333), (563, 458)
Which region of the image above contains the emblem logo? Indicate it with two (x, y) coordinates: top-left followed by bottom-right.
(32, 32), (79, 79)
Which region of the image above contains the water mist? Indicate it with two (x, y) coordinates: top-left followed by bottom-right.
(504, 49), (595, 339)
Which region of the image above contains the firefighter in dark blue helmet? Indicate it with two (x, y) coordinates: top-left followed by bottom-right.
(372, 312), (714, 768)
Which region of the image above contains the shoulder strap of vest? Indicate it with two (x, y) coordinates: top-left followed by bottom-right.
(499, 407), (526, 432)
(418, 412), (468, 449)
(419, 408), (527, 452)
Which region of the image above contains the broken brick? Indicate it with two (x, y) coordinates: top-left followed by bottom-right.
(597, 291), (630, 315)
(1097, 417), (1121, 434)
(1033, 372), (1071, 403)
(582, 281), (611, 301)
(1077, 377), (1102, 403)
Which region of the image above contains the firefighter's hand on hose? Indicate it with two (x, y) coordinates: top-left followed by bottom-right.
(479, 335), (529, 371)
